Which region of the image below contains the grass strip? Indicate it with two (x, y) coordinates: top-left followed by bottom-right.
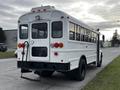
(82, 56), (120, 90)
(0, 51), (15, 59)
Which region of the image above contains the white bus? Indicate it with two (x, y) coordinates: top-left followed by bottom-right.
(17, 6), (103, 81)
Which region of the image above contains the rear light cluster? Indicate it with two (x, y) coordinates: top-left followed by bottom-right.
(18, 43), (25, 48)
(51, 42), (64, 48)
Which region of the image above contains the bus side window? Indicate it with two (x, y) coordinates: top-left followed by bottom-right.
(76, 25), (80, 41)
(69, 22), (75, 40)
(92, 32), (97, 43)
(94, 33), (97, 43)
(79, 26), (81, 41)
(89, 32), (92, 42)
(81, 27), (84, 41)
(87, 29), (91, 42)
(91, 32), (94, 43)
(83, 28), (87, 42)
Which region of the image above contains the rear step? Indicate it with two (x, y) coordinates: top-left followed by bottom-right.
(21, 68), (32, 78)
(21, 69), (32, 73)
(21, 69), (40, 81)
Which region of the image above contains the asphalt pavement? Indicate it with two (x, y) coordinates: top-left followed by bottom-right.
(0, 47), (120, 90)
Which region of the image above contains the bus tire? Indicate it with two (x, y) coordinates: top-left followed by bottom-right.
(74, 58), (87, 81)
(97, 53), (103, 67)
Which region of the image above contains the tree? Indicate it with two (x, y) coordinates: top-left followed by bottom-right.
(0, 27), (6, 43)
(111, 29), (120, 47)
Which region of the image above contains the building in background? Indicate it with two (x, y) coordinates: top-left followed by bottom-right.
(4, 29), (17, 50)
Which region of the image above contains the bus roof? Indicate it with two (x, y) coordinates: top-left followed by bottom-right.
(19, 6), (98, 34)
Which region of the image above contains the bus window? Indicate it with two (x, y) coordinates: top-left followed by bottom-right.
(94, 33), (97, 43)
(86, 29), (90, 42)
(19, 24), (28, 39)
(81, 27), (84, 41)
(79, 26), (81, 41)
(92, 32), (97, 43)
(76, 25), (80, 41)
(32, 23), (47, 39)
(91, 32), (94, 43)
(83, 28), (87, 42)
(89, 32), (92, 42)
(52, 21), (63, 38)
(69, 22), (75, 40)
(32, 47), (47, 57)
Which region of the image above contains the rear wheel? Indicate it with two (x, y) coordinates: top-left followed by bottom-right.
(74, 58), (87, 81)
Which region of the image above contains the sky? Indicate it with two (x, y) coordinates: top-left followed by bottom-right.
(0, 0), (120, 40)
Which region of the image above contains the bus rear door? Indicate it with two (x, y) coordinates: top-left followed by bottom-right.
(29, 21), (50, 62)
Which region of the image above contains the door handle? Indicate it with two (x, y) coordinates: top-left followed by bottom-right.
(30, 40), (34, 45)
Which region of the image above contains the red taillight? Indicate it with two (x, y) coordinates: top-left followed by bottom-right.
(18, 43), (22, 48)
(53, 42), (64, 48)
(18, 43), (25, 48)
(54, 43), (59, 48)
(59, 43), (64, 48)
(21, 43), (25, 48)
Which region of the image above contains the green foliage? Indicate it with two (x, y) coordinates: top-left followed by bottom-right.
(0, 27), (6, 43)
(111, 30), (120, 47)
(0, 51), (15, 59)
(82, 56), (120, 90)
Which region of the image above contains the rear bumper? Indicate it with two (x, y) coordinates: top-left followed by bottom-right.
(17, 61), (70, 71)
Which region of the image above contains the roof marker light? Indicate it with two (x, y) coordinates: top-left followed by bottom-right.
(43, 9), (46, 11)
(38, 10), (41, 12)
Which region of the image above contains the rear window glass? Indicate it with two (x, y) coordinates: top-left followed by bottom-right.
(52, 21), (63, 38)
(32, 47), (47, 57)
(32, 23), (47, 39)
(19, 24), (28, 39)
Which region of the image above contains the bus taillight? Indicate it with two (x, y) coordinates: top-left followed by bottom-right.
(18, 43), (21, 48)
(54, 42), (59, 48)
(53, 42), (64, 48)
(18, 43), (25, 48)
(59, 43), (64, 48)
